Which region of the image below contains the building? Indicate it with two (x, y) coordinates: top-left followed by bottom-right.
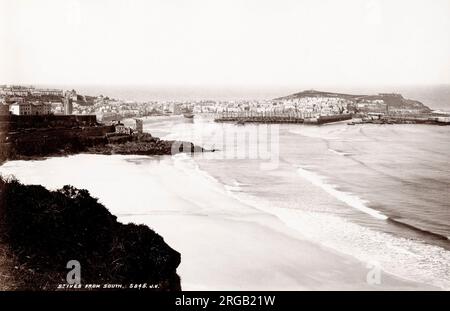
(64, 97), (73, 115)
(9, 102), (51, 115)
(0, 86), (64, 97)
(134, 118), (143, 134)
(0, 86), (31, 97)
(5, 97), (25, 104)
(50, 102), (64, 115)
(115, 122), (132, 135)
(64, 89), (78, 102)
(31, 102), (51, 115)
(9, 102), (32, 115)
(31, 88), (63, 97)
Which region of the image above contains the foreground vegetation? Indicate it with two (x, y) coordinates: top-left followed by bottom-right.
(0, 176), (181, 290)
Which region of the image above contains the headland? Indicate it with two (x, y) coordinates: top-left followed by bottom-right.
(214, 90), (450, 125)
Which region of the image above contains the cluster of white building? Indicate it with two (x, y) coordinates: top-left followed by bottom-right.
(78, 99), (143, 120)
(75, 98), (193, 120)
(8, 102), (52, 116)
(0, 98), (53, 116)
(0, 85), (71, 116)
(356, 99), (387, 113)
(275, 96), (350, 115)
(0, 86), (432, 120)
(0, 85), (63, 97)
(189, 97), (350, 117)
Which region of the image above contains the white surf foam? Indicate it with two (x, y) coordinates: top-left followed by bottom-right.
(172, 156), (450, 283)
(2, 154), (450, 289)
(296, 166), (388, 220)
(179, 158), (449, 290)
(221, 182), (450, 290)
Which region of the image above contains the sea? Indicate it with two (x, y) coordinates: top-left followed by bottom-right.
(1, 85), (449, 289)
(142, 115), (450, 287)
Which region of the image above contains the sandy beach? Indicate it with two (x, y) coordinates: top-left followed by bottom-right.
(0, 154), (437, 290)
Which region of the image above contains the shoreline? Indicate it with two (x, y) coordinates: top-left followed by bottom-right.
(150, 117), (450, 289)
(0, 153), (442, 290)
(1, 115), (448, 290)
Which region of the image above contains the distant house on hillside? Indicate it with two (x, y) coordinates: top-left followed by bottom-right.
(0, 86), (30, 97)
(115, 121), (132, 135)
(31, 102), (52, 115)
(134, 119), (143, 134)
(31, 88), (63, 97)
(9, 102), (32, 115)
(9, 102), (52, 115)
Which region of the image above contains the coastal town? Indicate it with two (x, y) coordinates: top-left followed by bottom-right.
(0, 84), (209, 165)
(0, 85), (449, 126)
(2, 0), (450, 298)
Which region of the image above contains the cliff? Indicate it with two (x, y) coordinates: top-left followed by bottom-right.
(0, 176), (181, 290)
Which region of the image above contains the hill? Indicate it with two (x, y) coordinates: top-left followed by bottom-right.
(275, 89), (432, 112)
(0, 176), (181, 290)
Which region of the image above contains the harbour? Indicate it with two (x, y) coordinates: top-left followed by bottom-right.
(214, 112), (353, 125)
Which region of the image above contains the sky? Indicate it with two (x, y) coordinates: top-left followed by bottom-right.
(1, 0), (449, 88)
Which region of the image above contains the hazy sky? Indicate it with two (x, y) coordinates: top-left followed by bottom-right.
(1, 0), (449, 87)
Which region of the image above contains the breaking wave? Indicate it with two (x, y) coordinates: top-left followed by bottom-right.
(296, 165), (388, 220)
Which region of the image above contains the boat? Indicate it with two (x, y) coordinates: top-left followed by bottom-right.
(236, 120), (246, 125)
(183, 112), (194, 119)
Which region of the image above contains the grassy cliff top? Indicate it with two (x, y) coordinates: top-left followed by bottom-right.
(0, 176), (181, 290)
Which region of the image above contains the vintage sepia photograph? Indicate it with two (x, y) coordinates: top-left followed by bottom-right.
(0, 0), (449, 306)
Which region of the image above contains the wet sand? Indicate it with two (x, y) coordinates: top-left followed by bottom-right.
(0, 154), (436, 290)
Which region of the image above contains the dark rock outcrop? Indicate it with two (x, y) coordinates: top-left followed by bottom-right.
(0, 129), (206, 164)
(87, 133), (205, 156)
(0, 176), (181, 291)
